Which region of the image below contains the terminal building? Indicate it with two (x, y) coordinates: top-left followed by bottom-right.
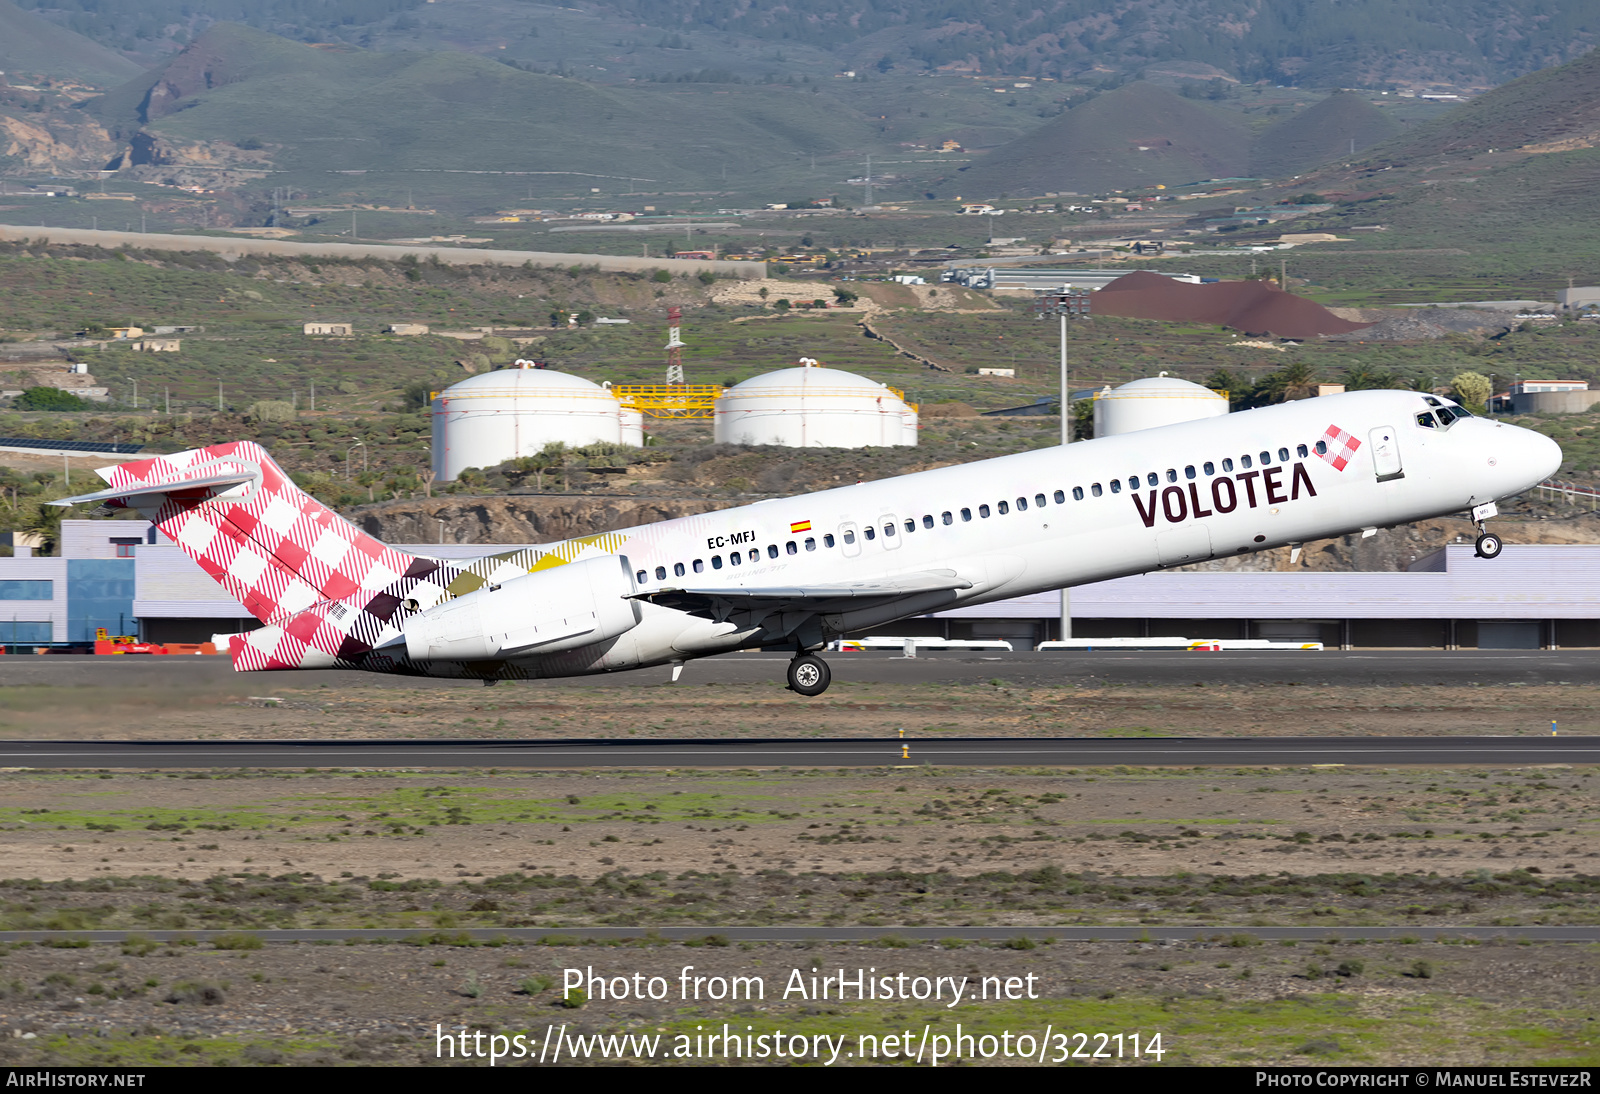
(2, 523), (1594, 651)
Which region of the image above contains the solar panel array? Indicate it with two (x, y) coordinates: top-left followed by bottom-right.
(0, 437), (146, 455)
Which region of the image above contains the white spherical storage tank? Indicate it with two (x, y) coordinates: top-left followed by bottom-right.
(1093, 372), (1228, 439)
(431, 365), (638, 482)
(713, 364), (918, 448)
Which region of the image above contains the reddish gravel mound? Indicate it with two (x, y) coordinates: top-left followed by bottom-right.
(1094, 271), (1374, 339)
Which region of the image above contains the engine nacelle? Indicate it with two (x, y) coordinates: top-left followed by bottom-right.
(403, 554), (640, 663)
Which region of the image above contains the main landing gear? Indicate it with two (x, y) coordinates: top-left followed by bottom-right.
(787, 653), (831, 696)
(1471, 501), (1503, 559)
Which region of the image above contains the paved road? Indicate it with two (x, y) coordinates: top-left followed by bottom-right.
(0, 736), (1592, 769)
(5, 649), (1600, 690)
(0, 926), (1593, 943)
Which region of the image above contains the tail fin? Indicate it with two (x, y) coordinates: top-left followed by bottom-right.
(58, 441), (419, 626)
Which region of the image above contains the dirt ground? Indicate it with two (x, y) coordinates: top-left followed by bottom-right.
(0, 934), (1596, 1067)
(3, 678), (1597, 739)
(0, 675), (1596, 1066)
(0, 766), (1594, 889)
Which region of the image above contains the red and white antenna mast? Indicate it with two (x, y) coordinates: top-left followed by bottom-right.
(665, 305), (685, 384)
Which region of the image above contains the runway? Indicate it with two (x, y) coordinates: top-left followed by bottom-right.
(4, 648), (1600, 691)
(0, 736), (1592, 768)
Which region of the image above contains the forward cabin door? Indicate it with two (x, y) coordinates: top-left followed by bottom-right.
(1369, 426), (1404, 482)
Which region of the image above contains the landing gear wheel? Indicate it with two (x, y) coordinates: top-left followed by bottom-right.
(1475, 532), (1503, 559)
(786, 654), (831, 696)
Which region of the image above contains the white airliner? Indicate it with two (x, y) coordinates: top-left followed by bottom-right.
(57, 389), (1559, 696)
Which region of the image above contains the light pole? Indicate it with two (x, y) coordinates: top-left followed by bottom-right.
(124, 377), (137, 409)
(1034, 286), (1092, 641)
(346, 440), (366, 479)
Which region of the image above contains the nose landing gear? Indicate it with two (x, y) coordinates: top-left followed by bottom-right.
(1471, 501), (1502, 559)
(786, 653), (831, 696)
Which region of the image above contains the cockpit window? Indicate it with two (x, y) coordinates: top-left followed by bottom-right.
(1416, 412), (1438, 429)
(1423, 396), (1442, 407)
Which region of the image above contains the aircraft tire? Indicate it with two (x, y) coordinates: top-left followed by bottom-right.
(787, 654), (831, 696)
(1475, 532), (1503, 559)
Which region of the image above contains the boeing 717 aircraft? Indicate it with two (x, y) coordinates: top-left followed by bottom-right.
(56, 389), (1560, 696)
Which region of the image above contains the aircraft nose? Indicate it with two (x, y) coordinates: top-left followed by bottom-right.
(1499, 422), (1562, 488)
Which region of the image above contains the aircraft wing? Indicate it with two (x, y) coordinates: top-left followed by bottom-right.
(633, 569), (972, 617)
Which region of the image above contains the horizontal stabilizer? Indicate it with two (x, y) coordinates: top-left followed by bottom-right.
(50, 469), (258, 508)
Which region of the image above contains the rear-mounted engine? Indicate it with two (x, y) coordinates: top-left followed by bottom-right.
(403, 555), (640, 662)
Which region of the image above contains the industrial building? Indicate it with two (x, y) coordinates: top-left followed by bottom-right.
(430, 364), (643, 482)
(5, 524), (1597, 653)
(713, 364), (918, 448)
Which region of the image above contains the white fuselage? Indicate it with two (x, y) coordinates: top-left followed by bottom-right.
(449, 390), (1559, 678)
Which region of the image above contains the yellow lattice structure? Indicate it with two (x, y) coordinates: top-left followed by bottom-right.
(611, 384), (721, 419)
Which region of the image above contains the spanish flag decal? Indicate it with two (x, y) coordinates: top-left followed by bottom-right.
(790, 520), (812, 534)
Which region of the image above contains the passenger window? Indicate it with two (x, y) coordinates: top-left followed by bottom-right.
(1036, 493), (1047, 508)
(1296, 444), (1309, 458)
(655, 566), (667, 580)
(942, 511), (953, 525)
(1128, 476), (1140, 491)
(1166, 469), (1178, 483)
(1259, 451), (1271, 465)
(905, 519), (915, 533)
(1240, 455), (1252, 469)
(766, 545), (779, 559)
(1016, 497), (1027, 511)
(749, 549), (760, 563)
(674, 562), (686, 577)
(1146, 472), (1159, 487)
(786, 541), (798, 555)
(1314, 441), (1327, 456)
(1203, 461), (1214, 475)
(1091, 483), (1102, 497)
(1054, 489), (1066, 503)
(1110, 480), (1122, 495)
(922, 515), (934, 529)
(805, 537), (816, 551)
(979, 504), (991, 518)
(1072, 486), (1084, 501)
(961, 508), (972, 521)
(693, 559), (704, 573)
(711, 556), (723, 570)
(636, 569), (647, 583)
(1222, 458), (1234, 472)
(997, 501), (1009, 515)
(843, 530), (856, 544)
(884, 523), (896, 537)
(1278, 447), (1290, 462)
(864, 526), (876, 540)
(824, 533), (835, 547)
(730, 552), (742, 566)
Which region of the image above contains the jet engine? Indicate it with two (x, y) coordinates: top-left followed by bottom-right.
(403, 555), (640, 662)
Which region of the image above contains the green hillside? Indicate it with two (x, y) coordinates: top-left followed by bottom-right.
(1248, 91), (1400, 179)
(937, 81), (1250, 197)
(0, 0), (142, 84)
(1363, 45), (1600, 162)
(89, 24), (889, 195)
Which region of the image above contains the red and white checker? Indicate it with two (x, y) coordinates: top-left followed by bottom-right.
(1317, 425), (1361, 472)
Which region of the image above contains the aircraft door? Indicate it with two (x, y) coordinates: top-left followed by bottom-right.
(1369, 426), (1405, 482)
(1156, 524), (1212, 567)
(838, 521), (861, 558)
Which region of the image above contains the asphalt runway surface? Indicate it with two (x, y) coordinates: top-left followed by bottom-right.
(1, 736), (1593, 768)
(6, 648), (1600, 690)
